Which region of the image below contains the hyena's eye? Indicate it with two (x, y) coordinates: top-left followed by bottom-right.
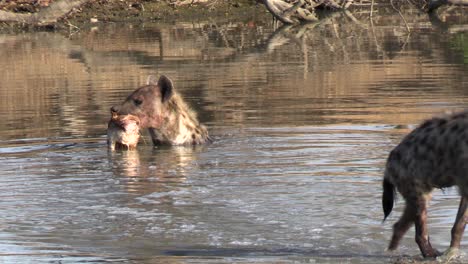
(133, 99), (142, 106)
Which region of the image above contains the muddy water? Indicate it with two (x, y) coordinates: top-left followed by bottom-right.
(0, 10), (468, 263)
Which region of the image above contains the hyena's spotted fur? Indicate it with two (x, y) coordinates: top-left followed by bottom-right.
(383, 110), (468, 260)
(150, 91), (210, 145)
(111, 75), (210, 146)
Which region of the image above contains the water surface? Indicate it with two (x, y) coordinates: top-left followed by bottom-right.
(0, 9), (468, 263)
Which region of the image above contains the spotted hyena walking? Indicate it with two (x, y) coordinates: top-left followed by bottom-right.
(383, 110), (468, 260)
(111, 75), (210, 146)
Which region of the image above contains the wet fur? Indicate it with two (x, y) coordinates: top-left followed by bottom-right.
(383, 110), (468, 258)
(153, 92), (210, 145)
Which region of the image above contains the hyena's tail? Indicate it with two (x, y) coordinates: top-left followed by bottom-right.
(382, 171), (396, 222)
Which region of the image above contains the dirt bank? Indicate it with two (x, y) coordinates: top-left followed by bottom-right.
(69, 0), (265, 23)
(0, 0), (267, 30)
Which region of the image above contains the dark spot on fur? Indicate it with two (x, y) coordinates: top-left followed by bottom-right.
(436, 146), (445, 158)
(192, 133), (196, 139)
(439, 126), (446, 135)
(461, 133), (467, 142)
(423, 126), (434, 134)
(450, 124), (460, 133)
(389, 150), (401, 162)
(403, 140), (412, 148)
(416, 147), (429, 161)
(400, 158), (409, 169)
(449, 148), (458, 159)
(437, 119), (448, 127)
(426, 142), (435, 153)
(419, 135), (428, 146)
(419, 121), (432, 130)
(457, 123), (466, 134)
(388, 166), (399, 180)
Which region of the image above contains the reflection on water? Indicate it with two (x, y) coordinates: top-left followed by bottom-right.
(0, 8), (467, 263)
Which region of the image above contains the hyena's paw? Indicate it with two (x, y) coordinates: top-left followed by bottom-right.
(436, 247), (461, 263)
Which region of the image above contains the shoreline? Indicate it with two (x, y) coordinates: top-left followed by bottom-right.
(0, 0), (269, 31)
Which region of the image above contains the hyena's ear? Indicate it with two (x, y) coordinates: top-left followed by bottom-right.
(146, 75), (158, 86)
(157, 75), (174, 103)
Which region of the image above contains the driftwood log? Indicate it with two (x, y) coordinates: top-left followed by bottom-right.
(262, 0), (468, 24)
(0, 0), (90, 26)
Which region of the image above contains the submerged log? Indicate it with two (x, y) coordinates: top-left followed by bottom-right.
(0, 0), (90, 26)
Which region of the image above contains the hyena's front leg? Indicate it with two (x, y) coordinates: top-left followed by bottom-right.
(450, 196), (468, 248)
(414, 195), (440, 258)
(439, 196), (468, 262)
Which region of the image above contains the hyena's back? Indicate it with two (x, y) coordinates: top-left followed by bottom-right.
(385, 111), (468, 198)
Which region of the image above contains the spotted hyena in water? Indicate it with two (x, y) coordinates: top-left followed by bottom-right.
(383, 110), (468, 260)
(111, 75), (210, 146)
(107, 110), (140, 151)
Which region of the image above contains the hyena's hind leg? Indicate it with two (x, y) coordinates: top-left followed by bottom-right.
(388, 193), (440, 258)
(388, 199), (417, 251)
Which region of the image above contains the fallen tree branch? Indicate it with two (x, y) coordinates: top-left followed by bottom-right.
(262, 0), (322, 24)
(263, 0), (299, 24)
(170, 0), (210, 6)
(0, 0), (90, 26)
(343, 0), (354, 9)
(282, 0), (305, 18)
(323, 0), (342, 9)
(391, 0), (411, 33)
(262, 0), (354, 24)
